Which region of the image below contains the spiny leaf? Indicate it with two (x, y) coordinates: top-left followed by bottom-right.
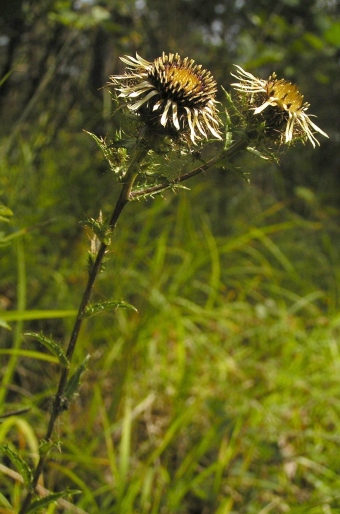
(84, 130), (128, 177)
(170, 184), (190, 193)
(38, 439), (59, 458)
(64, 355), (91, 403)
(83, 300), (138, 318)
(83, 130), (103, 147)
(26, 489), (81, 513)
(0, 444), (33, 488)
(220, 160), (250, 183)
(247, 145), (279, 164)
(24, 332), (69, 367)
(221, 85), (232, 103)
(80, 216), (112, 245)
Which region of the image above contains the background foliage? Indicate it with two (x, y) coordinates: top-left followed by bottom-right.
(1, 0), (340, 512)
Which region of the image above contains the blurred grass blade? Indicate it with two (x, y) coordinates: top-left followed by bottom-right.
(119, 398), (132, 489)
(0, 349), (59, 363)
(0, 309), (78, 322)
(0, 319), (11, 330)
(0, 204), (13, 222)
(0, 491), (12, 508)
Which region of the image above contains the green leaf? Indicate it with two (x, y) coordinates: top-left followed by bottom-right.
(0, 349), (59, 364)
(83, 300), (138, 318)
(221, 85), (233, 106)
(26, 489), (81, 513)
(0, 205), (13, 216)
(0, 204), (13, 223)
(84, 130), (128, 177)
(303, 32), (324, 51)
(0, 318), (12, 330)
(0, 491), (12, 508)
(83, 130), (104, 147)
(24, 332), (69, 367)
(324, 22), (340, 47)
(80, 216), (112, 245)
(0, 444), (33, 488)
(38, 440), (56, 457)
(64, 355), (91, 403)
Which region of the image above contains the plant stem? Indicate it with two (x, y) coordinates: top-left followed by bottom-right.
(131, 136), (249, 200)
(18, 145), (147, 514)
(18, 135), (248, 513)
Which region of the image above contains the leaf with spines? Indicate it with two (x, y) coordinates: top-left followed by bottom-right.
(80, 216), (112, 245)
(38, 440), (58, 458)
(83, 300), (138, 318)
(218, 157), (250, 183)
(26, 489), (81, 513)
(24, 332), (69, 367)
(247, 145), (279, 164)
(0, 444), (33, 488)
(84, 130), (128, 178)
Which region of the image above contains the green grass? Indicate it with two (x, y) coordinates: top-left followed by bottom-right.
(1, 162), (340, 513)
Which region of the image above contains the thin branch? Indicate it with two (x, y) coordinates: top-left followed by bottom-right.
(131, 137), (249, 200)
(18, 145), (148, 514)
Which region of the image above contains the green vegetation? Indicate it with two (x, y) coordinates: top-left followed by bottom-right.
(1, 0), (340, 512)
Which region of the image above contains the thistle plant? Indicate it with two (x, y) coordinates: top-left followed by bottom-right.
(113, 53), (222, 143)
(230, 65), (328, 147)
(6, 52), (327, 513)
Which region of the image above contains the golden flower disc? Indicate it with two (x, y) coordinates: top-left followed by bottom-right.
(267, 78), (304, 113)
(110, 52), (221, 143)
(163, 67), (202, 95)
(231, 65), (328, 147)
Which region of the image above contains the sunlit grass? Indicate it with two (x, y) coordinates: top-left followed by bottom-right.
(1, 159), (340, 512)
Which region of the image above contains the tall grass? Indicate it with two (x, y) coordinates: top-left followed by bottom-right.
(2, 166), (339, 513)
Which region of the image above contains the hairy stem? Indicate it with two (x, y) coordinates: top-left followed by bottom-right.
(18, 145), (147, 514)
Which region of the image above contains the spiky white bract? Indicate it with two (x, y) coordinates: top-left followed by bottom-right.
(110, 52), (222, 144)
(231, 65), (328, 147)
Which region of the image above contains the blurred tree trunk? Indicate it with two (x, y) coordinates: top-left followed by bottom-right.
(0, 0), (25, 107)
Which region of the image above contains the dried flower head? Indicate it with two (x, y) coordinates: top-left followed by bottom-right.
(231, 65), (328, 147)
(109, 52), (222, 144)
